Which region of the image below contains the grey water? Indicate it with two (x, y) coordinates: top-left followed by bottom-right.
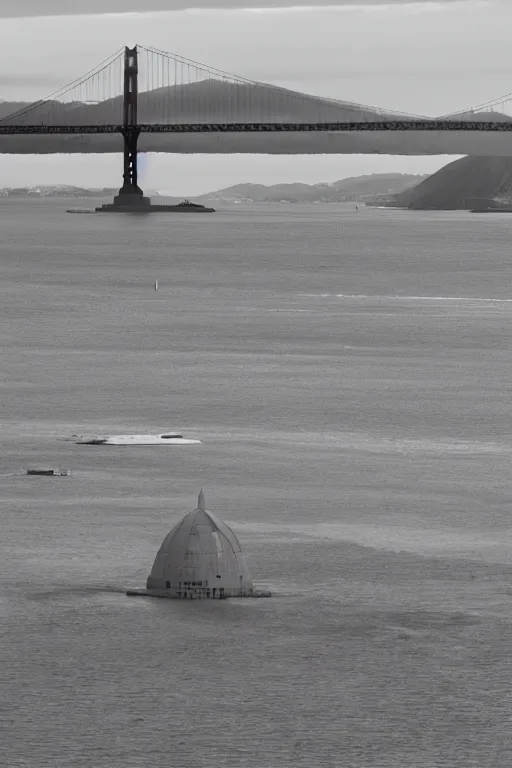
(1, 198), (512, 768)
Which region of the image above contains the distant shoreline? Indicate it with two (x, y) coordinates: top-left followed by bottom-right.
(0, 173), (428, 205)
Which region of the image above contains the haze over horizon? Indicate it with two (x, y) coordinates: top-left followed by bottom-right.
(0, 0), (506, 192)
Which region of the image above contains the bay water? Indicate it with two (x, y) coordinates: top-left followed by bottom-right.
(1, 199), (512, 767)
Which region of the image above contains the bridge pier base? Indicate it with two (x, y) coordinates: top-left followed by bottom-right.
(96, 186), (152, 213)
(109, 189), (151, 210)
(99, 192), (152, 212)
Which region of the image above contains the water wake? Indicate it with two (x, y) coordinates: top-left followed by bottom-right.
(298, 293), (512, 303)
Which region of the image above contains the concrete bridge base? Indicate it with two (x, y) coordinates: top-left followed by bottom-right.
(96, 188), (152, 212)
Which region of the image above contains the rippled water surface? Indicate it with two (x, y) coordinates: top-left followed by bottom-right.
(1, 200), (512, 767)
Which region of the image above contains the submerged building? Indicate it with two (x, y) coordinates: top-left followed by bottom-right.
(143, 490), (255, 599)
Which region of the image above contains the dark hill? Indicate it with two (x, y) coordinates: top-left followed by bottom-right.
(391, 156), (512, 210)
(203, 174), (426, 203)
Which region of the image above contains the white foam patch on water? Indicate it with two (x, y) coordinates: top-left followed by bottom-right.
(0, 420), (203, 442)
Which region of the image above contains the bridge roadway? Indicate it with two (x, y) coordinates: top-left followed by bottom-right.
(1, 121), (512, 156)
(1, 120), (512, 135)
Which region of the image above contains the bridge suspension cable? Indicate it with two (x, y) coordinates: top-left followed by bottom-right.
(136, 43), (427, 125)
(0, 43), (433, 130)
(135, 43), (398, 126)
(0, 48), (125, 126)
(0, 41), (510, 133)
(439, 90), (512, 119)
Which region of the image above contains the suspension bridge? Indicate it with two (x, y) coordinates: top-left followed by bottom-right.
(1, 44), (512, 207)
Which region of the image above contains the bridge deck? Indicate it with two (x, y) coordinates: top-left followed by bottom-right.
(0, 121), (511, 135)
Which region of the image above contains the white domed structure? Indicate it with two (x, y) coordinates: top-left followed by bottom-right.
(146, 490), (254, 599)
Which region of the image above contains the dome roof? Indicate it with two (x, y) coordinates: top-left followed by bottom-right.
(146, 491), (253, 596)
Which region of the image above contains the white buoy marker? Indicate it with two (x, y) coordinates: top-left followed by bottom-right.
(154, 280), (158, 290)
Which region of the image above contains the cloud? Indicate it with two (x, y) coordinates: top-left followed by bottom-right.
(0, 0), (488, 18)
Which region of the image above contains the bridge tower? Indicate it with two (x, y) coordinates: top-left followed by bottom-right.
(111, 45), (151, 209)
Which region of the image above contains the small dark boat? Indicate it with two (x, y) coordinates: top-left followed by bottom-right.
(26, 468), (70, 476)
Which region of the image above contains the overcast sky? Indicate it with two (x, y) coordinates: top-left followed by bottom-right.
(0, 0), (508, 193)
